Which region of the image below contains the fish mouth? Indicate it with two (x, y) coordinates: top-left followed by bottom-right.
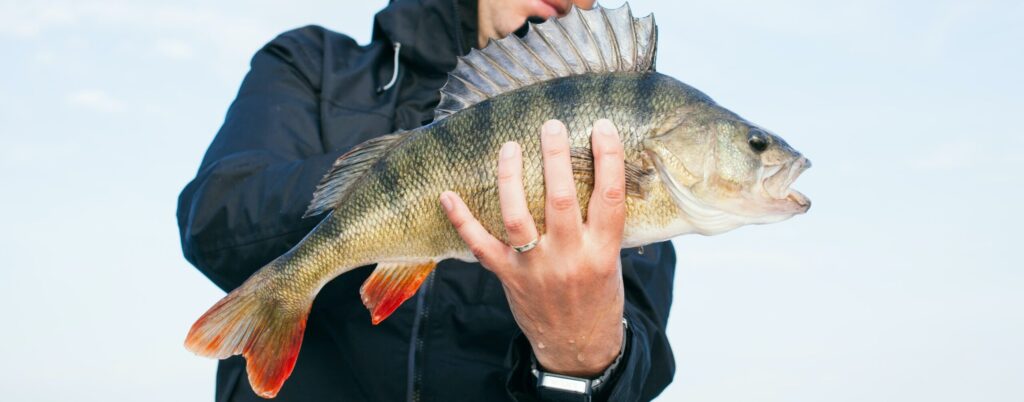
(760, 157), (812, 212)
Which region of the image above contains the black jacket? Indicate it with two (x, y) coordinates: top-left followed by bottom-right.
(176, 0), (676, 400)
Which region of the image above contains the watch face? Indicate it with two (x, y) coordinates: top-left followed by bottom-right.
(539, 372), (591, 394)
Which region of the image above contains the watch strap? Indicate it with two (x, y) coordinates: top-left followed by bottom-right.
(532, 317), (629, 401)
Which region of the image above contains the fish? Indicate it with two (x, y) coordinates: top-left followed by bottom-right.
(184, 3), (812, 398)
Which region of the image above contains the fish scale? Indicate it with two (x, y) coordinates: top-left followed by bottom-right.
(183, 4), (811, 398)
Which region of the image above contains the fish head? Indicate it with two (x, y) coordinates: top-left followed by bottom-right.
(645, 108), (811, 235)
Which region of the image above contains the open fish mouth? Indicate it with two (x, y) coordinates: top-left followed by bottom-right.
(761, 157), (812, 211)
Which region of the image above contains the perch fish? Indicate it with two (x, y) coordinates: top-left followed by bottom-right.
(185, 3), (812, 398)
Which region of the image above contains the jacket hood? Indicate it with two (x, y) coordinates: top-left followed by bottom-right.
(373, 0), (476, 76)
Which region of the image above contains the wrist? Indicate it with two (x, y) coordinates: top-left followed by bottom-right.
(532, 318), (626, 377)
(530, 318), (630, 398)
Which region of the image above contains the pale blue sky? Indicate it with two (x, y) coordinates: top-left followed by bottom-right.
(1, 1), (1021, 401)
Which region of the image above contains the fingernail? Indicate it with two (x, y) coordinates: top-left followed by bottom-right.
(440, 193), (453, 211)
(596, 120), (617, 137)
(542, 120), (562, 137)
(500, 142), (516, 159)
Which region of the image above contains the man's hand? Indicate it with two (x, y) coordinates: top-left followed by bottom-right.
(439, 119), (626, 377)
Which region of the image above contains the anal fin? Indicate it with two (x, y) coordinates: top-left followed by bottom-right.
(360, 261), (438, 325)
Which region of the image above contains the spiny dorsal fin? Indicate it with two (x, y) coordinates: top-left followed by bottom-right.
(304, 132), (408, 218)
(434, 2), (657, 120)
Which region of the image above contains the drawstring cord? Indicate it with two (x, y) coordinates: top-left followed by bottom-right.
(377, 42), (402, 93)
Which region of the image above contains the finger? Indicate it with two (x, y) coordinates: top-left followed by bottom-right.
(440, 191), (510, 274)
(497, 142), (540, 249)
(540, 120), (583, 242)
(587, 119), (627, 244)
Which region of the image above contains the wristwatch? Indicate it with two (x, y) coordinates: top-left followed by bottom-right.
(531, 317), (629, 402)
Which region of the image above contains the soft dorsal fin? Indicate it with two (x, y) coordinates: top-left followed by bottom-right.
(304, 132), (408, 218)
(434, 3), (657, 120)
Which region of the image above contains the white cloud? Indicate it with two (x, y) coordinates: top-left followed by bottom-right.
(0, 141), (78, 167)
(154, 38), (195, 60)
(0, 0), (274, 80)
(0, 3), (77, 37)
(32, 49), (58, 65)
(64, 89), (125, 113)
(912, 2), (983, 59)
(909, 140), (981, 171)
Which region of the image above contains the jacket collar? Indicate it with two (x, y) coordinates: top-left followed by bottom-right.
(372, 0), (477, 76)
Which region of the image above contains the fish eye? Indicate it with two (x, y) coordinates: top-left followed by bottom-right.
(748, 130), (769, 153)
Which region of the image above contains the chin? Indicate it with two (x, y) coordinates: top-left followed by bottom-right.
(718, 193), (812, 226)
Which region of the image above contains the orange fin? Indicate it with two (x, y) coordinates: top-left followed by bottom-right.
(184, 270), (311, 399)
(360, 261), (438, 325)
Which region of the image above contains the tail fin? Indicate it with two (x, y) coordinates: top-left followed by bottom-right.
(184, 270), (311, 399)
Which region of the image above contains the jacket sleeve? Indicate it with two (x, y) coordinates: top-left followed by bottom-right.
(177, 27), (345, 292)
(506, 242), (677, 401)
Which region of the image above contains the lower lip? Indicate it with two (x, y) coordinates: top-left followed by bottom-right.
(786, 190), (811, 210)
(535, 0), (563, 18)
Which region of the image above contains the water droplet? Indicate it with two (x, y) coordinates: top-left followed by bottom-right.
(537, 342), (546, 349)
(638, 245), (645, 255)
(576, 353), (585, 362)
(567, 339), (575, 345)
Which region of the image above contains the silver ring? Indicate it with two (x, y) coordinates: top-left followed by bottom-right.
(512, 237), (539, 253)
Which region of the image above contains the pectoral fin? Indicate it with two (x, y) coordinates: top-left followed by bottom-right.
(360, 261), (438, 325)
(570, 147), (654, 198)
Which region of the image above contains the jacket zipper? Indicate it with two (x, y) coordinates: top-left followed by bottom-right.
(406, 272), (435, 402)
(407, 3), (463, 400)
